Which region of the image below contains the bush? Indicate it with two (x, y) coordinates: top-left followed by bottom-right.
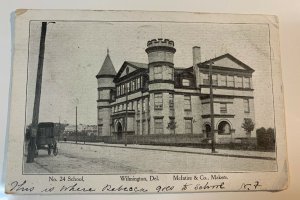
(256, 127), (275, 151)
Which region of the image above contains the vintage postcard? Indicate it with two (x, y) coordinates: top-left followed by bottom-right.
(5, 10), (288, 194)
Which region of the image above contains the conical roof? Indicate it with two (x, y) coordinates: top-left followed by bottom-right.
(96, 52), (116, 78)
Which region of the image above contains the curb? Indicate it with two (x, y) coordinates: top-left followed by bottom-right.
(60, 142), (276, 161)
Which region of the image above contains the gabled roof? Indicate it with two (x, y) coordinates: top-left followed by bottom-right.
(199, 53), (255, 72)
(114, 61), (148, 81)
(96, 53), (116, 78)
(126, 61), (148, 69)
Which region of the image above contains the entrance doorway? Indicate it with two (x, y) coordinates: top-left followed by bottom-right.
(217, 121), (231, 135)
(204, 124), (211, 138)
(117, 122), (123, 140)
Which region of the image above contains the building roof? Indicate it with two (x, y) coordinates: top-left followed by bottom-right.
(114, 61), (148, 82)
(199, 53), (255, 72)
(126, 61), (148, 69)
(96, 53), (117, 78)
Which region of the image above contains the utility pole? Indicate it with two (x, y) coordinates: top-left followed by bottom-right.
(124, 84), (128, 147)
(209, 60), (217, 153)
(27, 22), (48, 163)
(58, 116), (61, 142)
(75, 106), (78, 144)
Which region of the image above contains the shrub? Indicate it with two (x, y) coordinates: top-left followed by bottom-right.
(256, 127), (275, 151)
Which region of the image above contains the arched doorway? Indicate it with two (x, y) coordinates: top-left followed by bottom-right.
(218, 121), (231, 135)
(117, 122), (123, 140)
(204, 124), (211, 138)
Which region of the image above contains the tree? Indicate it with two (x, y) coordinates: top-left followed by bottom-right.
(241, 118), (255, 137)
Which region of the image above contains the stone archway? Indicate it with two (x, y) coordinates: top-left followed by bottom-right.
(217, 121), (231, 135)
(204, 124), (211, 138)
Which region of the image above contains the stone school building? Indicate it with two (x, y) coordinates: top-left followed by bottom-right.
(96, 38), (255, 144)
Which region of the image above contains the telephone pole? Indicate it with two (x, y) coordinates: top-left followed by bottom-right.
(76, 106), (78, 144)
(124, 84), (128, 147)
(27, 22), (48, 163)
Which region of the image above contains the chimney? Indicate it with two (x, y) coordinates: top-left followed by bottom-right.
(193, 46), (201, 88)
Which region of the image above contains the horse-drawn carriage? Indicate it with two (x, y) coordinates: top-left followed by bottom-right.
(35, 122), (58, 156)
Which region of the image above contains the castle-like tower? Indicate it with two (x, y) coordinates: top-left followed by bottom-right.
(145, 38), (176, 134)
(96, 51), (116, 136)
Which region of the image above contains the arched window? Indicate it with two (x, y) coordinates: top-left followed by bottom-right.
(218, 121), (231, 135)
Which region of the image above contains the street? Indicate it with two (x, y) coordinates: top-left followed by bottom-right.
(24, 142), (277, 174)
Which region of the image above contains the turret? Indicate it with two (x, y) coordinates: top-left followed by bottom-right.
(145, 38), (176, 87)
(96, 50), (116, 137)
(145, 39), (176, 135)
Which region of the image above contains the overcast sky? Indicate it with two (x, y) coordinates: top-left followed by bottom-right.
(26, 21), (274, 129)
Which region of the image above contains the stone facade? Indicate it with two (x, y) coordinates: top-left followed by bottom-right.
(96, 38), (255, 144)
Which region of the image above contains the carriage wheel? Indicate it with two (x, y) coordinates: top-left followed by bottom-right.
(48, 148), (51, 155)
(53, 147), (58, 156)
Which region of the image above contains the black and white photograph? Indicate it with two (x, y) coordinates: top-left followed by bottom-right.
(24, 19), (277, 174)
(4, 10), (288, 194)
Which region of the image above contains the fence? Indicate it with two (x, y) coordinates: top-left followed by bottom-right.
(103, 134), (205, 146)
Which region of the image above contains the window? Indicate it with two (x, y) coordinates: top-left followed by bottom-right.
(121, 84), (125, 95)
(220, 103), (227, 113)
(126, 67), (129, 74)
(142, 120), (146, 135)
(126, 82), (130, 93)
(131, 80), (136, 91)
(98, 109), (102, 119)
(185, 119), (193, 134)
(227, 75), (234, 87)
(165, 67), (173, 80)
(117, 86), (120, 96)
(203, 73), (209, 85)
(154, 66), (163, 80)
(184, 95), (191, 111)
(220, 75), (226, 86)
(154, 118), (163, 134)
(182, 79), (190, 86)
(137, 100), (141, 112)
(236, 77), (243, 88)
(244, 77), (250, 88)
(98, 125), (103, 135)
(111, 92), (115, 101)
(244, 99), (250, 113)
(142, 99), (146, 112)
(148, 99), (151, 112)
(136, 121), (140, 135)
(169, 93), (174, 110)
(218, 121), (231, 135)
(126, 102), (131, 110)
(154, 93), (163, 110)
(167, 68), (174, 80)
(136, 77), (140, 89)
(212, 74), (218, 86)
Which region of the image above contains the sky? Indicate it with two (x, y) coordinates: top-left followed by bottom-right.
(26, 21), (274, 129)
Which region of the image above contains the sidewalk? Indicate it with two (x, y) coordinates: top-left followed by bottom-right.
(60, 141), (276, 160)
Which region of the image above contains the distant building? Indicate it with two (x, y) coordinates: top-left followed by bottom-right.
(96, 38), (255, 144)
(64, 124), (97, 136)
